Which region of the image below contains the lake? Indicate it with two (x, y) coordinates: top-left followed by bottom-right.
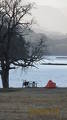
(0, 56), (67, 88)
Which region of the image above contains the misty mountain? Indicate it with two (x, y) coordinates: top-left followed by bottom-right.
(46, 33), (67, 56)
(25, 30), (67, 56)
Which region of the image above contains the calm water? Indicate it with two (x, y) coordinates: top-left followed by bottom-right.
(0, 56), (67, 88)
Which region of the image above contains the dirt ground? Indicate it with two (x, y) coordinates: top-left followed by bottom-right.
(0, 88), (67, 120)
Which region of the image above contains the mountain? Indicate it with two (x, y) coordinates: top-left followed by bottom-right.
(46, 33), (67, 56)
(25, 29), (67, 56)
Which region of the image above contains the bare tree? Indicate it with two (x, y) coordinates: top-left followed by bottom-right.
(0, 0), (46, 88)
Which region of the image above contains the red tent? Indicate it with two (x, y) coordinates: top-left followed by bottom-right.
(45, 80), (56, 88)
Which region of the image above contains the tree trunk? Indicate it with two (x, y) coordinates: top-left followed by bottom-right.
(1, 68), (9, 88)
(1, 60), (9, 88)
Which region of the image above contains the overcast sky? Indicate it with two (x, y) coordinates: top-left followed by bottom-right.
(27, 0), (67, 34)
(30, 0), (67, 7)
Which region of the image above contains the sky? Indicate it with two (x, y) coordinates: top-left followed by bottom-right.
(30, 0), (67, 8)
(27, 0), (67, 34)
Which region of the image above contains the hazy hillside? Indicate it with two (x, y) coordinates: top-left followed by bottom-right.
(25, 30), (67, 56)
(46, 33), (67, 56)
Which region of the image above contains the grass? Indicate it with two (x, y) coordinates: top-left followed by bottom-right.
(0, 88), (67, 120)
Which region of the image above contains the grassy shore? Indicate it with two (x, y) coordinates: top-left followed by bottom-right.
(0, 88), (67, 120)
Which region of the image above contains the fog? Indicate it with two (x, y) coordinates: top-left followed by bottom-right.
(26, 0), (67, 34)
